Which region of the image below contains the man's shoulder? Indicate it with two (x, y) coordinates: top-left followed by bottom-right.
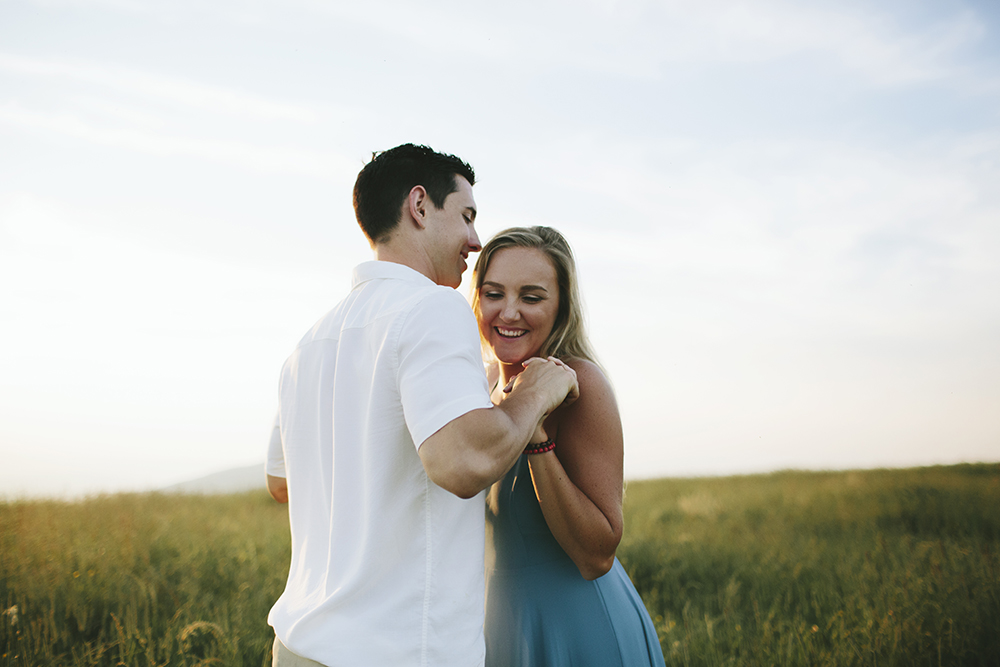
(365, 275), (469, 323)
(351, 264), (466, 313)
(407, 282), (473, 313)
(295, 279), (470, 347)
(396, 284), (477, 344)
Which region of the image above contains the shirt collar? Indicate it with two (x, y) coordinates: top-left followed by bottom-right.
(352, 261), (438, 289)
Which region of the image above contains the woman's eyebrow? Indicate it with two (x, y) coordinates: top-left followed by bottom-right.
(481, 281), (548, 294)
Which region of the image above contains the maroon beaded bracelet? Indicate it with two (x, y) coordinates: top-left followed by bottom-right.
(524, 438), (556, 455)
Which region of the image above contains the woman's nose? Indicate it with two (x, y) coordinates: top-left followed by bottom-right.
(500, 301), (519, 321)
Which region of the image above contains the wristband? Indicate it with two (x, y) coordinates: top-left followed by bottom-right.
(524, 438), (556, 455)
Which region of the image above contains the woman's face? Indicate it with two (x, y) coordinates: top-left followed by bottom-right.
(477, 246), (560, 366)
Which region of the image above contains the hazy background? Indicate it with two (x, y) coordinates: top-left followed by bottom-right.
(2, 0), (998, 499)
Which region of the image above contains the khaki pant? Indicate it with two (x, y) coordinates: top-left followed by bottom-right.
(272, 637), (326, 667)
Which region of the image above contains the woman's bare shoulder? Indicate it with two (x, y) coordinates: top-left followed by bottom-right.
(564, 358), (614, 399)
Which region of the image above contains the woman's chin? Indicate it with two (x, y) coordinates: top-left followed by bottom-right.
(492, 347), (541, 368)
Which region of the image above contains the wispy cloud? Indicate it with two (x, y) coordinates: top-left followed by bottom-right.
(484, 125), (1000, 348)
(0, 53), (320, 121)
(21, 1), (992, 90)
(295, 0), (992, 88)
(0, 102), (356, 179)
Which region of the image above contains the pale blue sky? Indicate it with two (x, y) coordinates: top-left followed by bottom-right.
(1, 0), (998, 498)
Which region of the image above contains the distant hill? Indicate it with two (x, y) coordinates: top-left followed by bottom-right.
(162, 463), (265, 495)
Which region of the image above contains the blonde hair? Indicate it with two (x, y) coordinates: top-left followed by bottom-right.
(472, 226), (600, 367)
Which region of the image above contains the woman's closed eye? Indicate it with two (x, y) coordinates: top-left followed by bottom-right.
(483, 290), (504, 300)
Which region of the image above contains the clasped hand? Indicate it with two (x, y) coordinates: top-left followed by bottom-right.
(503, 356), (579, 441)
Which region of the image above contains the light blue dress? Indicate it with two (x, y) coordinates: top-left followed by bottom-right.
(485, 454), (667, 667)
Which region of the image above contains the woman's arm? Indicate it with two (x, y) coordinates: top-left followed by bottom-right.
(526, 358), (624, 580)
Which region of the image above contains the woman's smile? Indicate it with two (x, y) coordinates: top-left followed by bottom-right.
(496, 327), (527, 338)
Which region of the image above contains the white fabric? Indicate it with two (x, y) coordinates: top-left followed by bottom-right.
(268, 261), (493, 667)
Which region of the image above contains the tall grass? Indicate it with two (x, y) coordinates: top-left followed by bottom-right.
(2, 463), (998, 665)
(618, 463), (1000, 666)
(1, 492), (290, 666)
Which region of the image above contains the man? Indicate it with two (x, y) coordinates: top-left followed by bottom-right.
(266, 144), (578, 667)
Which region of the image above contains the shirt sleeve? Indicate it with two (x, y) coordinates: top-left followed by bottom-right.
(397, 288), (494, 449)
(266, 411), (286, 477)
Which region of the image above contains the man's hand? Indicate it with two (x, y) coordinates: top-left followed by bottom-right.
(267, 474), (288, 504)
(505, 356), (580, 413)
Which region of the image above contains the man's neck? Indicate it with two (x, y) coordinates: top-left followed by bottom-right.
(373, 243), (436, 284)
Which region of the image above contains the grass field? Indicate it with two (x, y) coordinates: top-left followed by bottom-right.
(2, 463), (998, 666)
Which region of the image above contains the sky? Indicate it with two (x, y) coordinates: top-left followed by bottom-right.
(1, 0), (998, 499)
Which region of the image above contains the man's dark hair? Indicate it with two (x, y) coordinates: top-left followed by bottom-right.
(353, 143), (476, 244)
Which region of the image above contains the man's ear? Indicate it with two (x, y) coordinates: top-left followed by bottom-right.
(407, 185), (429, 229)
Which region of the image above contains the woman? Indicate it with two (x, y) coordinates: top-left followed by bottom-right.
(472, 226), (665, 666)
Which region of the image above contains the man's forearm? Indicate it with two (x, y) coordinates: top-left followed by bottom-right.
(419, 357), (578, 498)
(418, 387), (547, 498)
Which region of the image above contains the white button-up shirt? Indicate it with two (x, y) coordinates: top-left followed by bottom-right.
(268, 261), (493, 667)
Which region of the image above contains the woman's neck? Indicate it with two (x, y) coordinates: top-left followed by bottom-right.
(499, 361), (524, 388)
